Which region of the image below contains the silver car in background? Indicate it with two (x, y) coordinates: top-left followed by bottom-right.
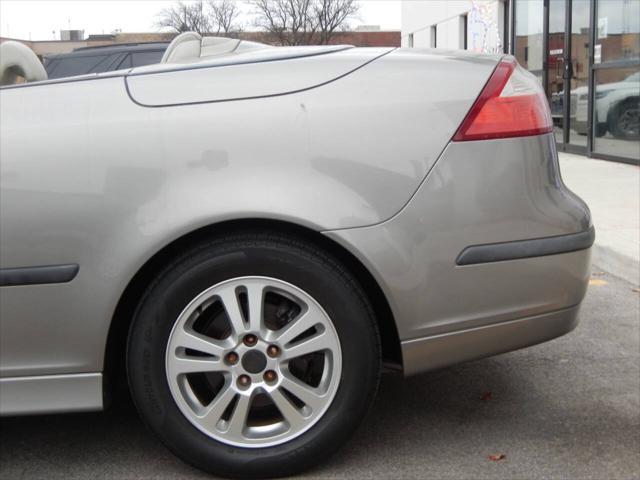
(0, 33), (593, 478)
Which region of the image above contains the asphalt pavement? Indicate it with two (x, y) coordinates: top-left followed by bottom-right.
(1, 265), (638, 480)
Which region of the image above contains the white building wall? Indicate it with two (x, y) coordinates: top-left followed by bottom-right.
(401, 0), (506, 53)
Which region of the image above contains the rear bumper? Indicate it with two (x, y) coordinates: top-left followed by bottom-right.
(401, 304), (581, 376)
(325, 133), (592, 376)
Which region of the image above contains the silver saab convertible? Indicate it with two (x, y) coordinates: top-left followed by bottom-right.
(0, 33), (593, 478)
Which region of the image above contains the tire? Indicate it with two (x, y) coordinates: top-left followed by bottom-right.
(127, 231), (381, 478)
(610, 99), (640, 139)
(594, 123), (607, 138)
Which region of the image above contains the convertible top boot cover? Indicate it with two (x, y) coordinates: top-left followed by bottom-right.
(126, 45), (381, 106)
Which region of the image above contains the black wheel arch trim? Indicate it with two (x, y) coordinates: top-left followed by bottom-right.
(456, 226), (595, 266)
(0, 264), (79, 287)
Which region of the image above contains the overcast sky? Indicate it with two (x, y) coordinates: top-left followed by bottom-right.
(0, 0), (401, 41)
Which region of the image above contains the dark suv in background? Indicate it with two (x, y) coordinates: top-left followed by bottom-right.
(44, 42), (168, 79)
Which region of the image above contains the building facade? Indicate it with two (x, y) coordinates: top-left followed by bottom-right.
(402, 0), (640, 165)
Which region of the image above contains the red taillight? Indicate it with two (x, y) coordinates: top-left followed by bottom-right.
(452, 57), (553, 142)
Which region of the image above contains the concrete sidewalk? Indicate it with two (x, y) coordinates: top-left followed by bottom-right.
(559, 152), (639, 285)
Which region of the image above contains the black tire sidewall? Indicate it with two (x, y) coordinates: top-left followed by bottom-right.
(127, 236), (380, 478)
(611, 100), (639, 139)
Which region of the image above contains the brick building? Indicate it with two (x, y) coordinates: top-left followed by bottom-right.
(0, 30), (400, 60)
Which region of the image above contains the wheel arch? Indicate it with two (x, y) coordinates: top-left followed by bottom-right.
(104, 218), (402, 404)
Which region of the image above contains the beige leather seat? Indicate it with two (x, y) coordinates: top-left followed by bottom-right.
(160, 32), (245, 64)
(0, 41), (47, 85)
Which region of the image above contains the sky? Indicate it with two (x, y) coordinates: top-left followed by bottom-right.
(0, 0), (401, 41)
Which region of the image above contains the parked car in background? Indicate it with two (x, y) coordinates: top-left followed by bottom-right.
(548, 72), (639, 140)
(0, 33), (593, 478)
(572, 72), (640, 139)
(43, 42), (168, 79)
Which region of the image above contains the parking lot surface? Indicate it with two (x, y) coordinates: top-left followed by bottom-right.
(1, 266), (638, 480)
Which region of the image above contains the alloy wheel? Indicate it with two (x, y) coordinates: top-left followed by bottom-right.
(165, 276), (342, 448)
(619, 106), (639, 137)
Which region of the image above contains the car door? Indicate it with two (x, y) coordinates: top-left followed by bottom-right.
(0, 79), (94, 378)
(0, 68), (169, 390)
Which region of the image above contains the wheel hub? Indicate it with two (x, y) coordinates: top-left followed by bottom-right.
(241, 350), (267, 374)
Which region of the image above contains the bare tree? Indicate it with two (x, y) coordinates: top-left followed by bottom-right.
(249, 0), (358, 45)
(156, 1), (211, 35)
(314, 0), (359, 44)
(208, 0), (241, 34)
(157, 0), (357, 43)
(250, 0), (319, 45)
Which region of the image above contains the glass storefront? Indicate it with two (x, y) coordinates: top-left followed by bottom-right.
(547, 0), (566, 145)
(568, 0), (591, 149)
(514, 0), (544, 82)
(593, 68), (640, 159)
(511, 0), (639, 164)
(594, 0), (640, 64)
(592, 0), (640, 160)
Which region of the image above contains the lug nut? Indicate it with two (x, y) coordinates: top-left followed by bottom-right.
(267, 345), (280, 358)
(225, 352), (239, 365)
(237, 375), (251, 388)
(243, 334), (258, 347)
(263, 370), (277, 383)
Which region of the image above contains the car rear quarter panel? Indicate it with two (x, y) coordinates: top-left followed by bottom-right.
(0, 48), (499, 376)
(325, 134), (592, 345)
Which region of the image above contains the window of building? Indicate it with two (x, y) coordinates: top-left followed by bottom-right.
(431, 25), (437, 48)
(514, 0), (544, 82)
(408, 33), (414, 48)
(592, 67), (640, 161)
(595, 0), (640, 63)
(509, 0), (639, 164)
(591, 0), (640, 161)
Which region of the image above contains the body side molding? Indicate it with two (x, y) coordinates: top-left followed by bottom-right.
(0, 264), (79, 287)
(456, 226), (595, 266)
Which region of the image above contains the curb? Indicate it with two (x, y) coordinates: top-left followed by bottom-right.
(592, 243), (639, 286)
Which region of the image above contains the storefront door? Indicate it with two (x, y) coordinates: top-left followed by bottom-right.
(513, 0), (639, 164)
(565, 0), (591, 152)
(543, 0), (589, 154)
(547, 0), (568, 148)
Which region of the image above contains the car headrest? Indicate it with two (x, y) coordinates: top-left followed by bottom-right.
(160, 31), (241, 63)
(0, 41), (48, 85)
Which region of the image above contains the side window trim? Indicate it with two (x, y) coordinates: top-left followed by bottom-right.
(116, 53), (133, 71)
(104, 53), (128, 72)
(87, 54), (114, 74)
